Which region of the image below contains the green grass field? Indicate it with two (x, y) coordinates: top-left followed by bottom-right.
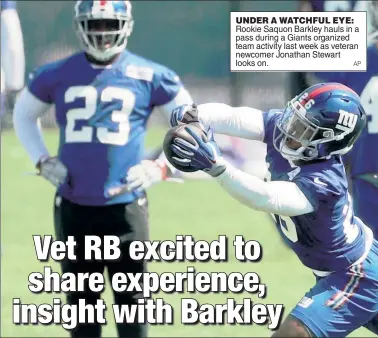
(1, 129), (374, 337)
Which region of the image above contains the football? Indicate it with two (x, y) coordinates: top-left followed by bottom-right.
(163, 124), (208, 172)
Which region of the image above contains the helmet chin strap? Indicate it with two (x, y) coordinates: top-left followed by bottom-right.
(280, 144), (305, 160)
(280, 143), (319, 161)
(281, 143), (352, 162)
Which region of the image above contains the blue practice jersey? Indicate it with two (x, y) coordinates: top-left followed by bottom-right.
(28, 51), (183, 206)
(263, 111), (368, 272)
(1, 0), (16, 10)
(314, 40), (378, 177)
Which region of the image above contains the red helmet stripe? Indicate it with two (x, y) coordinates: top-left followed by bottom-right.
(100, 0), (107, 6)
(307, 83), (358, 101)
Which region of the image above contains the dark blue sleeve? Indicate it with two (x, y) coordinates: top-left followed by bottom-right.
(150, 68), (183, 107)
(1, 0), (16, 10)
(27, 66), (54, 104)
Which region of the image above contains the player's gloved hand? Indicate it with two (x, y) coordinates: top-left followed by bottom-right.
(37, 156), (68, 187)
(171, 127), (226, 177)
(170, 103), (204, 129)
(105, 160), (167, 197)
(126, 159), (167, 192)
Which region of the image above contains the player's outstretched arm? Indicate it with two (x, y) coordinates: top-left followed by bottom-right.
(216, 165), (314, 217)
(169, 125), (314, 217)
(171, 103), (265, 142)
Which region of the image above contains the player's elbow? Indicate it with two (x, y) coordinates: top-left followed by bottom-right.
(13, 94), (27, 128)
(234, 193), (274, 214)
(13, 106), (25, 140)
(249, 198), (289, 216)
(174, 88), (193, 106)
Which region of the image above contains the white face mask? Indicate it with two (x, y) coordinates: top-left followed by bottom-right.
(75, 17), (134, 62)
(273, 101), (333, 161)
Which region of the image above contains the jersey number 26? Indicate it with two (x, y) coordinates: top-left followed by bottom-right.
(65, 85), (136, 146)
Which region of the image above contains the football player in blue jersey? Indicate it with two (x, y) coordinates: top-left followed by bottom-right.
(312, 1), (378, 240)
(13, 1), (193, 337)
(1, 0), (25, 119)
(168, 83), (378, 337)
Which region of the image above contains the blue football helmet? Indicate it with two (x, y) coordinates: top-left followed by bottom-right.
(273, 83), (367, 161)
(74, 0), (134, 61)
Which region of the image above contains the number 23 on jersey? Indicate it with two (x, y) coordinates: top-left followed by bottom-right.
(65, 85), (136, 146)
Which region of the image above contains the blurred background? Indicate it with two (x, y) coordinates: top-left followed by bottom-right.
(1, 1), (375, 337)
